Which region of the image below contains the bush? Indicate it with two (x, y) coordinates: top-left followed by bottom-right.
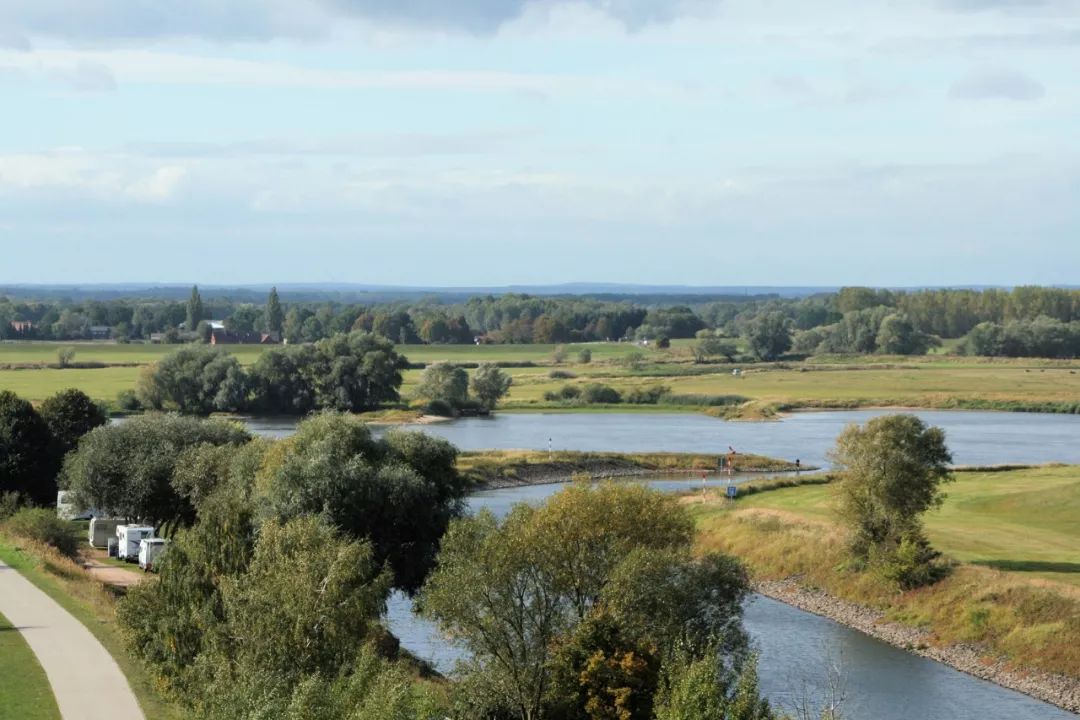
(544, 385), (582, 403)
(115, 389), (143, 412)
(4, 508), (79, 557)
(0, 491), (24, 520)
(548, 370), (577, 380)
(424, 399), (456, 417)
(582, 383), (622, 404)
(659, 394), (747, 407)
(577, 349), (592, 364)
(625, 385), (671, 404)
(875, 532), (949, 590)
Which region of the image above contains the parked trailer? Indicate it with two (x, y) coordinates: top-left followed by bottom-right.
(116, 525), (155, 562)
(138, 538), (169, 572)
(88, 518), (121, 548)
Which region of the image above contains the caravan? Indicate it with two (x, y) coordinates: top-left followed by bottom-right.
(116, 525), (155, 561)
(138, 538), (169, 572)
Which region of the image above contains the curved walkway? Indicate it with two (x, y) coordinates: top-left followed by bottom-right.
(0, 560), (143, 720)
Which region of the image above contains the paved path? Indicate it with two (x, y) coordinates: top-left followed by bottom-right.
(0, 560), (144, 720)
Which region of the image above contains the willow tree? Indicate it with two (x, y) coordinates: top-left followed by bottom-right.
(831, 414), (953, 588)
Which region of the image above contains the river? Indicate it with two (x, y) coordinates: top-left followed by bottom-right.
(234, 410), (1080, 718)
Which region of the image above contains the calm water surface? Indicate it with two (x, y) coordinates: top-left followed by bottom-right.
(244, 409), (1080, 468)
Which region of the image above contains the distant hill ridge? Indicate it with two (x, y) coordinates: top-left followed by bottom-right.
(1, 282), (1059, 303)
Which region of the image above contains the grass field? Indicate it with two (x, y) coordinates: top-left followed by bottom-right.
(690, 465), (1080, 677)
(3, 340), (1080, 417)
(0, 538), (183, 720)
(0, 611), (60, 720)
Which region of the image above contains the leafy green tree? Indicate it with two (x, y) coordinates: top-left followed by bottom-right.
(311, 331), (409, 412)
(831, 414), (953, 586)
(415, 362), (469, 407)
(265, 286), (284, 334)
(38, 388), (108, 456)
(471, 362), (513, 410)
(138, 346), (250, 414)
(876, 314), (937, 355)
(62, 414), (250, 529)
(421, 484), (748, 720)
(224, 304), (262, 335)
(215, 516), (390, 681)
(259, 414), (466, 592)
(186, 285), (205, 331)
(0, 391), (56, 505)
(744, 312), (792, 361)
(693, 337), (738, 363)
(247, 345), (318, 415)
(654, 648), (776, 720)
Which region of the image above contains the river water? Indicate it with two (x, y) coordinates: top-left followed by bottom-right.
(235, 410), (1080, 718)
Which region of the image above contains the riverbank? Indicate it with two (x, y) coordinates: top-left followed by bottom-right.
(692, 464), (1080, 713)
(458, 449), (808, 489)
(753, 578), (1080, 713)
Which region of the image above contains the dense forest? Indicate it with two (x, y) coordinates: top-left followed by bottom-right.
(3, 285), (1080, 358)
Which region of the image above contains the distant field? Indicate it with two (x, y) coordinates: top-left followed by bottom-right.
(2, 340), (1079, 414)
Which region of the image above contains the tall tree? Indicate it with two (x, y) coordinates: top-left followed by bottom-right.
(38, 388), (108, 456)
(186, 285), (205, 331)
(0, 391), (57, 505)
(831, 414), (953, 588)
(265, 286), (284, 335)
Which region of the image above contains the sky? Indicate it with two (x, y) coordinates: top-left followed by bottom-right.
(1, 0), (1079, 287)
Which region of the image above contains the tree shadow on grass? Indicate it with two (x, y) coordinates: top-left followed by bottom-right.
(973, 559), (1080, 574)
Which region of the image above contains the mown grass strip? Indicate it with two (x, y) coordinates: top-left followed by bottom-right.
(0, 610), (61, 720)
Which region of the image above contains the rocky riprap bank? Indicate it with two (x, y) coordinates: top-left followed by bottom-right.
(754, 578), (1080, 714)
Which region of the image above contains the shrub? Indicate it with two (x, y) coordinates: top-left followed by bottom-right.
(424, 399), (456, 417)
(625, 385), (671, 404)
(544, 385), (582, 402)
(115, 389), (143, 412)
(4, 508), (79, 557)
(578, 349), (592, 364)
(875, 532), (949, 590)
(659, 394), (747, 407)
(582, 383), (623, 404)
(0, 491), (24, 520)
(549, 370), (577, 380)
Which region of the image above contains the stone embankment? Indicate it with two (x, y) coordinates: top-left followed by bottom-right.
(754, 578), (1080, 714)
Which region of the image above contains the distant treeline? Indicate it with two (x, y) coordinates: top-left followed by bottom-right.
(4, 285), (1080, 358)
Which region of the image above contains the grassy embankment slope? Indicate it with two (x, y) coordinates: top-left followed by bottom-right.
(458, 450), (803, 487)
(0, 611), (61, 720)
(690, 465), (1080, 678)
(0, 536), (183, 720)
(2, 340), (1080, 417)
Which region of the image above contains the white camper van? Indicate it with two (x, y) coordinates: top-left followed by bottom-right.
(116, 525), (155, 561)
(138, 538), (168, 572)
(88, 518), (121, 548)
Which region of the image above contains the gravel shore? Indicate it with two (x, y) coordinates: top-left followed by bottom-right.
(754, 578), (1080, 714)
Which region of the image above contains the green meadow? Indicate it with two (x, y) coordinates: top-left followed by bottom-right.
(2, 340), (1080, 416)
